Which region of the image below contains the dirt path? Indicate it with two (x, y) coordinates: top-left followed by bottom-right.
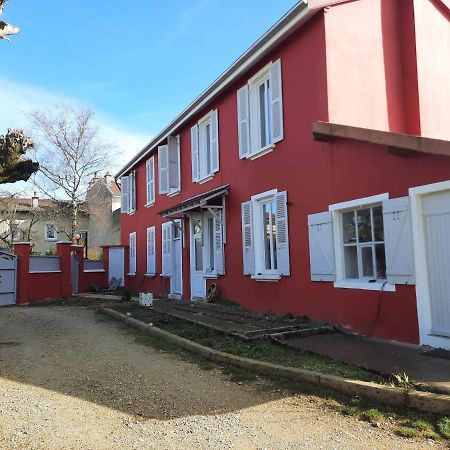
(0, 305), (442, 449)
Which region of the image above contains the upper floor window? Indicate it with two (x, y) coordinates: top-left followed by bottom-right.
(145, 156), (155, 206)
(120, 171), (136, 214)
(237, 59), (284, 160)
(191, 110), (219, 182)
(45, 223), (58, 241)
(159, 135), (181, 196)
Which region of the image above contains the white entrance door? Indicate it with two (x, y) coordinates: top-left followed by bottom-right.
(190, 215), (206, 300)
(423, 190), (450, 338)
(171, 222), (182, 297)
(109, 247), (125, 287)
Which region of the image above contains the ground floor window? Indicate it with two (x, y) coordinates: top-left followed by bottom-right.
(241, 189), (290, 279)
(342, 205), (386, 281)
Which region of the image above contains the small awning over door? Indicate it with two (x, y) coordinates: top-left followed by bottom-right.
(159, 184), (230, 218)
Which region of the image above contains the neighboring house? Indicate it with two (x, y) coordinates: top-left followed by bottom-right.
(0, 195), (89, 255)
(116, 0), (450, 350)
(0, 173), (121, 257)
(84, 173), (121, 258)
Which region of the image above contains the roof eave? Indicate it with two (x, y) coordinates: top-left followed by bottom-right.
(115, 1), (316, 179)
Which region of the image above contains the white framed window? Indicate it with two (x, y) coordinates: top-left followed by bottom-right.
(241, 189), (289, 280)
(120, 171), (136, 214)
(159, 135), (181, 196)
(191, 110), (219, 182)
(129, 231), (136, 275)
(237, 59), (284, 160)
(202, 212), (225, 276)
(146, 226), (156, 276)
(45, 224), (58, 241)
(145, 156), (155, 206)
(340, 205), (386, 281)
(308, 194), (415, 291)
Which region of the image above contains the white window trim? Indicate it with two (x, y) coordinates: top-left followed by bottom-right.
(251, 188), (279, 277)
(248, 144), (275, 160)
(45, 224), (58, 241)
(329, 193), (395, 292)
(128, 231), (137, 276)
(193, 111), (218, 183)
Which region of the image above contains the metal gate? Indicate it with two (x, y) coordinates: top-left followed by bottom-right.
(71, 253), (79, 295)
(0, 250), (17, 306)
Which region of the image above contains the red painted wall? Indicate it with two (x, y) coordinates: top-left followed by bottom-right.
(120, 6), (450, 345)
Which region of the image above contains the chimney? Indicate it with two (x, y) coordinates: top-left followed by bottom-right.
(104, 172), (112, 186)
(31, 192), (39, 208)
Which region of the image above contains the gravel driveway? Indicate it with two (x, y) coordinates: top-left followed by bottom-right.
(0, 305), (442, 449)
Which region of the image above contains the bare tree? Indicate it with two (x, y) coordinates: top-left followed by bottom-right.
(29, 105), (113, 240)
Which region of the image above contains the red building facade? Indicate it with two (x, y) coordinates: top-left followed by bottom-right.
(117, 0), (450, 349)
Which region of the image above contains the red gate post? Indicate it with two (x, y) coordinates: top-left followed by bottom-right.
(57, 242), (73, 298)
(13, 242), (31, 305)
(71, 245), (84, 292)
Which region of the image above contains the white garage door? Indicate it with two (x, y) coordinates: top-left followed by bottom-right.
(423, 190), (450, 338)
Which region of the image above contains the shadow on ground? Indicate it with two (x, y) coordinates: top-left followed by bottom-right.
(0, 303), (292, 421)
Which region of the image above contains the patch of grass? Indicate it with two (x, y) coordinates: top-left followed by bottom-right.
(437, 417), (450, 440)
(395, 426), (420, 439)
(212, 298), (242, 310)
(407, 418), (434, 432)
(221, 366), (258, 383)
(343, 405), (361, 417)
(362, 408), (383, 423)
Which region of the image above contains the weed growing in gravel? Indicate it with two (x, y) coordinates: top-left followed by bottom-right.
(437, 417), (450, 440)
(361, 408), (383, 423)
(342, 405), (361, 417)
(395, 426), (420, 439)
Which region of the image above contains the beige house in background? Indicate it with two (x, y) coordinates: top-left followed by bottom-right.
(0, 173), (121, 258)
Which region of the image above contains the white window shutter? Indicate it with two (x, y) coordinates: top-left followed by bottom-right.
(210, 110), (219, 173)
(146, 226), (156, 275)
(158, 145), (169, 194)
(129, 232), (136, 274)
(191, 125), (200, 182)
(275, 191), (290, 276)
(308, 211), (336, 282)
(214, 212), (224, 275)
(130, 171), (136, 211)
(121, 176), (130, 213)
(168, 135), (180, 192)
(162, 222), (173, 276)
(146, 158), (155, 205)
(237, 85), (251, 159)
(241, 201), (255, 275)
(270, 59), (284, 143)
(383, 197), (415, 285)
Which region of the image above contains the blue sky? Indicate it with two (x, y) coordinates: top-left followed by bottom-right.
(0, 0), (298, 170)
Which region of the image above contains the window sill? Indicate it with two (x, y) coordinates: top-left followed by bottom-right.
(198, 175), (214, 185)
(127, 210), (136, 216)
(168, 190), (180, 198)
(204, 272), (219, 279)
(248, 144), (275, 161)
(83, 269), (105, 273)
(127, 273), (136, 277)
(334, 280), (396, 292)
(251, 274), (281, 282)
(144, 273), (156, 278)
(30, 271), (62, 274)
(145, 202), (155, 208)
